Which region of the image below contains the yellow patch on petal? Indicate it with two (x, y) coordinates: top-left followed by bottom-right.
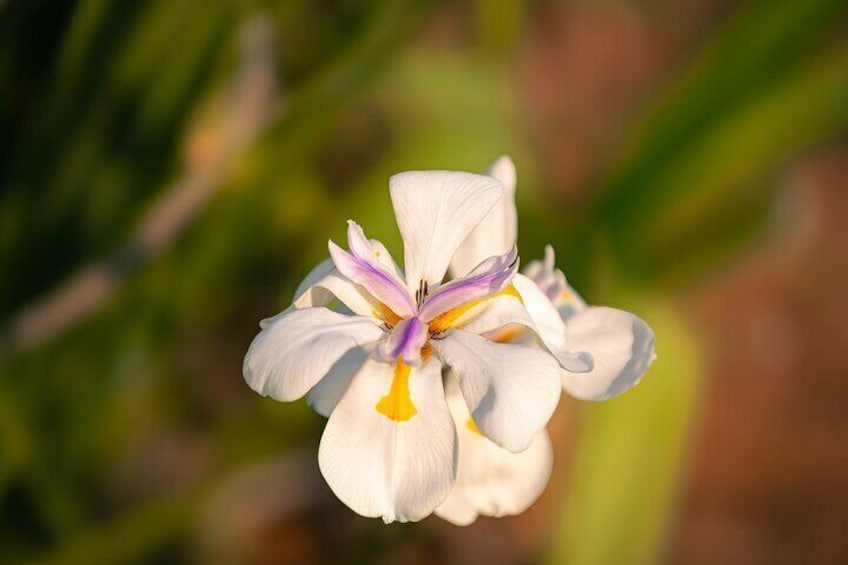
(373, 303), (402, 326)
(376, 359), (417, 422)
(428, 284), (524, 333)
(502, 284), (524, 304)
(466, 418), (484, 436)
(488, 324), (525, 344)
(558, 289), (571, 302)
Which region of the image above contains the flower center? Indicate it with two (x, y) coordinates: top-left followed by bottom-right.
(373, 284), (524, 423)
(378, 316), (429, 365)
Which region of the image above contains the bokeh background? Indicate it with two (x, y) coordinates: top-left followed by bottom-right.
(2, 0), (848, 563)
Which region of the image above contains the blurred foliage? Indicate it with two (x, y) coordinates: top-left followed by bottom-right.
(551, 0), (848, 562)
(592, 0), (848, 285)
(549, 298), (703, 565)
(0, 0), (847, 563)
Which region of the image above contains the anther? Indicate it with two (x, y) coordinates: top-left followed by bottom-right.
(416, 279), (429, 309)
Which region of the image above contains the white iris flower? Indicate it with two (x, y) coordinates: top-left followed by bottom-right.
(243, 171), (571, 523)
(435, 156), (657, 526)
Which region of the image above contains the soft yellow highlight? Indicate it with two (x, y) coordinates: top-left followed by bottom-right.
(376, 359), (417, 422)
(558, 289), (571, 302)
(502, 283), (523, 304)
(466, 418), (484, 436)
(489, 324), (524, 344)
(428, 284), (523, 333)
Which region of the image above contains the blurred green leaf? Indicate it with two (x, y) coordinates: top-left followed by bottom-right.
(600, 0), (845, 202)
(549, 298), (703, 565)
(474, 0), (528, 53)
(612, 43), (848, 282)
(1, 1), (440, 560)
(23, 496), (192, 565)
(338, 47), (528, 256)
(256, 0), (437, 155)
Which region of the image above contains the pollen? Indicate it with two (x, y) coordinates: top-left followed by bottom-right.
(428, 284), (524, 333)
(376, 359), (417, 422)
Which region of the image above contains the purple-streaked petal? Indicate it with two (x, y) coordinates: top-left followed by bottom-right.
(418, 247), (518, 323)
(378, 316), (428, 365)
(329, 222), (415, 318)
(369, 239), (404, 279)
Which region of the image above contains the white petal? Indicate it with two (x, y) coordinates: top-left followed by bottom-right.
(390, 170), (503, 291)
(487, 155), (517, 197)
(523, 245), (587, 318)
(556, 290), (588, 320)
(431, 330), (561, 453)
(454, 289), (534, 336)
(318, 357), (457, 523)
(513, 273), (592, 372)
(436, 382), (553, 526)
(450, 156), (518, 277)
(244, 308), (383, 401)
(510, 273), (565, 344)
(560, 306), (656, 401)
(293, 258), (335, 300)
(289, 258), (378, 319)
(307, 347), (368, 417)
